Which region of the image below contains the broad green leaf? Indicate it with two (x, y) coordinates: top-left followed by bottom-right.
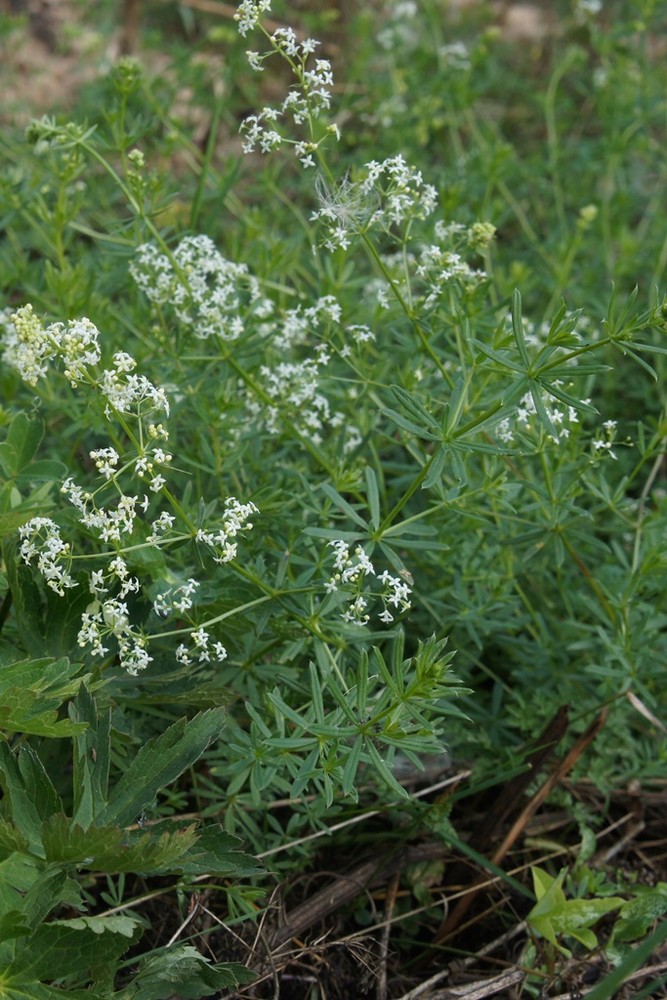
(171, 824), (262, 877)
(0, 744), (62, 853)
(8, 915), (141, 982)
(130, 944), (254, 1000)
(0, 912), (30, 945)
(612, 885), (667, 943)
(19, 869), (70, 930)
(0, 658), (87, 738)
(6, 415), (43, 473)
(0, 980), (101, 1000)
(41, 814), (203, 875)
(97, 708), (226, 828)
(528, 866), (623, 955)
(0, 820), (29, 859)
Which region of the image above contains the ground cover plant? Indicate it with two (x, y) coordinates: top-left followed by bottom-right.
(0, 0), (666, 996)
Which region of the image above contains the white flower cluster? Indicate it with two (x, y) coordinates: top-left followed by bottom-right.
(411, 220), (495, 304)
(99, 352), (170, 421)
(592, 420), (618, 460)
(273, 295), (341, 351)
(234, 0), (271, 36)
(237, 10), (338, 168)
(176, 628), (227, 666)
(153, 577), (199, 617)
(416, 245), (486, 304)
(377, 1), (419, 52)
(18, 517), (77, 596)
(438, 42), (471, 71)
(495, 391), (581, 446)
(78, 598), (151, 676)
(239, 294), (361, 452)
(248, 349), (359, 453)
(195, 497), (259, 564)
(130, 236), (271, 341)
(324, 540), (412, 626)
(1, 305), (101, 387)
(312, 155), (438, 251)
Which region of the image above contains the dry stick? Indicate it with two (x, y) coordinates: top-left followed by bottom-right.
(119, 0), (140, 54)
(433, 709), (608, 944)
(271, 841), (446, 951)
(545, 959), (667, 1000)
(376, 871), (400, 1000)
(166, 894), (201, 947)
(474, 705), (570, 852)
(429, 967), (525, 999)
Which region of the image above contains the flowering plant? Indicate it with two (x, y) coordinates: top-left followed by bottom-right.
(0, 0), (666, 994)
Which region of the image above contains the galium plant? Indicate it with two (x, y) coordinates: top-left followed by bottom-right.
(0, 0), (666, 992)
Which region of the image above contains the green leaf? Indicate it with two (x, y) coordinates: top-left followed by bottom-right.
(0, 911), (31, 945)
(70, 686), (111, 828)
(97, 709), (226, 828)
(364, 466), (381, 531)
(0, 415), (44, 479)
(130, 944), (254, 1000)
(612, 885), (667, 943)
(422, 446), (447, 490)
(7, 915), (141, 982)
(342, 737), (363, 797)
(0, 744), (62, 854)
(511, 288), (531, 368)
(319, 482), (368, 528)
(382, 408), (440, 441)
(172, 824), (262, 878)
(364, 740), (407, 798)
(0, 657), (88, 738)
(527, 867), (622, 956)
(41, 813), (205, 875)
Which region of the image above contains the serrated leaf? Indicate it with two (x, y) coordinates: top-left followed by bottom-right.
(0, 744), (62, 853)
(97, 709), (226, 828)
(130, 944), (254, 1000)
(0, 658), (87, 738)
(173, 824), (262, 878)
(41, 813), (206, 876)
(8, 915), (141, 982)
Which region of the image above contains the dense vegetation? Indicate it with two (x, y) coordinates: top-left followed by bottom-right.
(0, 1), (665, 996)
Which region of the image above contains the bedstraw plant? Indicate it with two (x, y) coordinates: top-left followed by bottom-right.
(0, 0), (666, 993)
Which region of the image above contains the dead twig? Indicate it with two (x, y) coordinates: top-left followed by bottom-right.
(376, 871), (400, 1000)
(434, 709), (608, 944)
(429, 967), (524, 999)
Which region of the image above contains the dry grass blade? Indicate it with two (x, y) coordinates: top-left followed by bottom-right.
(427, 967), (524, 999)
